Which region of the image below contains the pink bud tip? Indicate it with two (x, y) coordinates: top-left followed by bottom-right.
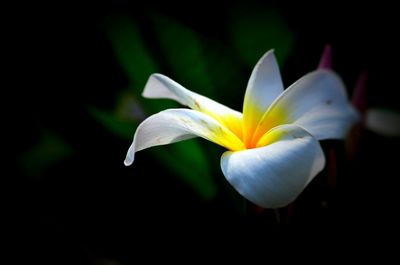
(352, 71), (368, 116)
(318, 44), (332, 69)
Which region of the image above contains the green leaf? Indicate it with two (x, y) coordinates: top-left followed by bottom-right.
(200, 40), (246, 110)
(91, 106), (217, 199)
(153, 140), (217, 200)
(103, 15), (177, 113)
(228, 5), (295, 67)
(19, 130), (73, 178)
(150, 13), (216, 99)
(89, 106), (138, 140)
(101, 14), (218, 200)
(103, 15), (158, 90)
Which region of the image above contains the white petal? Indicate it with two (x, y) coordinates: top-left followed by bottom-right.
(124, 109), (245, 165)
(142, 74), (243, 138)
(242, 50), (284, 144)
(243, 50), (284, 113)
(253, 70), (359, 144)
(220, 124), (325, 208)
(366, 108), (400, 137)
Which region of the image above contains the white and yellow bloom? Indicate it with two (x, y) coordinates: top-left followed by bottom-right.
(124, 50), (359, 208)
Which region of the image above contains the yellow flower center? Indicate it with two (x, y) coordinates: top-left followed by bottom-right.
(219, 108), (287, 151)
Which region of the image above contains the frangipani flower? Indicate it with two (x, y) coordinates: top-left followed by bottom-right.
(124, 50), (358, 208)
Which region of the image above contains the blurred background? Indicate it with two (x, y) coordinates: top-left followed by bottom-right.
(11, 0), (400, 262)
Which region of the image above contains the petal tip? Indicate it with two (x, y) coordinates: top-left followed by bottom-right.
(124, 159), (133, 166)
(260, 49), (277, 61)
(142, 74), (159, 98)
(142, 73), (169, 98)
(124, 147), (135, 166)
(150, 73), (165, 81)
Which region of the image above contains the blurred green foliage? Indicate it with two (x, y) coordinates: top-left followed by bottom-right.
(103, 15), (176, 113)
(19, 130), (73, 178)
(228, 5), (294, 67)
(150, 13), (217, 99)
(96, 14), (222, 200)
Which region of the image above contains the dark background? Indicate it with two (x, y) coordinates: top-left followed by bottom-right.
(11, 1), (399, 263)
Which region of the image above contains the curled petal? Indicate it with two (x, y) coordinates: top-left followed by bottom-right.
(221, 124), (325, 208)
(253, 70), (359, 144)
(242, 50), (284, 146)
(142, 74), (243, 138)
(124, 109), (245, 165)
